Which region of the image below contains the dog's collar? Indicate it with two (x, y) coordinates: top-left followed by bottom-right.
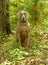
(19, 21), (28, 25)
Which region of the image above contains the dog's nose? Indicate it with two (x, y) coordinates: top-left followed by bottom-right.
(23, 18), (24, 20)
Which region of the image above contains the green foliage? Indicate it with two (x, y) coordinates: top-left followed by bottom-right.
(9, 0), (48, 28)
(0, 0), (48, 65)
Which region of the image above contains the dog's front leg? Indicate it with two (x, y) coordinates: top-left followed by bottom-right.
(17, 33), (21, 45)
(16, 30), (21, 45)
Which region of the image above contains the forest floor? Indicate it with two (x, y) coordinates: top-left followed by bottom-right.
(0, 25), (48, 65)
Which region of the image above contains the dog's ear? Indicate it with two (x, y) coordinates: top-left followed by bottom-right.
(17, 11), (21, 19)
(25, 11), (30, 19)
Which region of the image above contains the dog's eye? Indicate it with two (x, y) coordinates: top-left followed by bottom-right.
(24, 13), (25, 15)
(21, 13), (22, 15)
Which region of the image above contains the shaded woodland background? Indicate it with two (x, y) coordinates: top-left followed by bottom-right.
(0, 0), (48, 65)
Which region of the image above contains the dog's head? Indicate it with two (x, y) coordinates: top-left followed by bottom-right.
(17, 11), (29, 23)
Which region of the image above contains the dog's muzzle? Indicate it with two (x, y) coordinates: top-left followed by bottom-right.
(21, 17), (26, 23)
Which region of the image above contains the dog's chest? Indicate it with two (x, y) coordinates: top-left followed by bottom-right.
(20, 25), (29, 39)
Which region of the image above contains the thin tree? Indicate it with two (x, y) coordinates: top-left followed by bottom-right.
(32, 0), (39, 25)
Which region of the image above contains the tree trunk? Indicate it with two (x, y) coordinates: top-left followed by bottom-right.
(1, 0), (6, 33)
(1, 0), (11, 34)
(0, 0), (2, 32)
(6, 0), (11, 34)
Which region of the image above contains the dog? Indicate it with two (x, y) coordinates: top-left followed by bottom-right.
(16, 11), (30, 49)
